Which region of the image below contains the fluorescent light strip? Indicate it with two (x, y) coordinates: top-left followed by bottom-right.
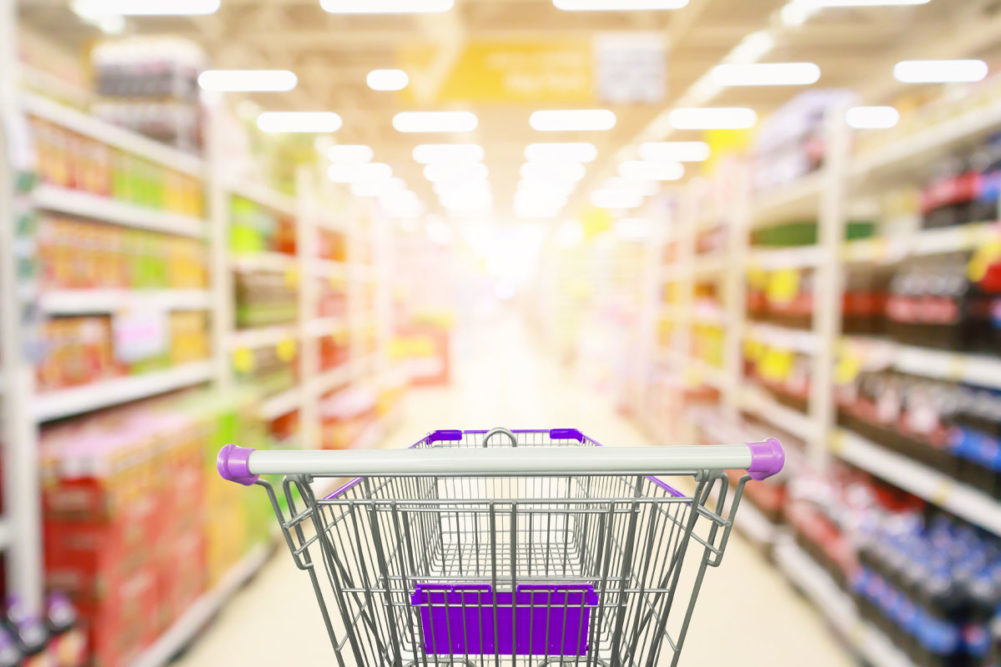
(554, 0), (688, 9)
(711, 62), (820, 86)
(846, 105), (900, 129)
(328, 144), (374, 163)
(615, 217), (651, 240)
(424, 162), (489, 182)
(604, 177), (658, 197)
(794, 0), (928, 6)
(394, 111), (478, 133)
(638, 141), (710, 162)
(591, 189), (643, 209)
(328, 162), (392, 183)
(530, 109), (616, 132)
(894, 59), (989, 84)
(413, 144), (485, 164)
(524, 142), (598, 163)
(520, 161), (586, 182)
(199, 70), (297, 92)
(258, 112), (342, 133)
(668, 107), (757, 130)
(618, 160), (684, 182)
(73, 0), (219, 15)
(322, 0), (453, 13)
(367, 69), (409, 91)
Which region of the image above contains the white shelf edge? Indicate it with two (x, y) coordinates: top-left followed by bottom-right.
(258, 387), (302, 421)
(306, 317), (348, 338)
(32, 186), (205, 238)
(692, 254), (726, 275)
(39, 289), (211, 314)
(750, 171), (824, 221)
(746, 323), (820, 355)
(747, 245), (822, 270)
(311, 363), (354, 395)
(834, 429), (1001, 537)
(229, 252), (297, 274)
(842, 336), (1001, 391)
(21, 92), (204, 177)
(310, 258), (350, 280)
(33, 361), (213, 421)
(132, 543), (272, 667)
(740, 387), (816, 443)
(774, 535), (913, 667)
(227, 181), (297, 217)
(230, 324), (299, 349)
(842, 222), (1000, 263)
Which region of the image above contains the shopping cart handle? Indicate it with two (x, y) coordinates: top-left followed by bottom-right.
(218, 438), (785, 482)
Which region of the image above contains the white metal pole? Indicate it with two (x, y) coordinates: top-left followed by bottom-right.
(723, 159), (751, 420)
(809, 106), (850, 471)
(205, 101), (233, 393)
(297, 166), (319, 449)
(0, 0), (44, 611)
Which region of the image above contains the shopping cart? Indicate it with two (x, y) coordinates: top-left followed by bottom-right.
(218, 427), (784, 666)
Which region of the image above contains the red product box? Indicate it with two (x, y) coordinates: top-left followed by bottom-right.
(76, 565), (159, 667)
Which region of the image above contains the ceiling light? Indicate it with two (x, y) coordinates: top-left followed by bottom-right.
(619, 160), (684, 181)
(794, 0), (928, 5)
(894, 59), (988, 84)
(554, 0), (688, 9)
(604, 177), (658, 197)
(846, 105), (900, 129)
(615, 217), (651, 240)
(367, 69), (409, 91)
(413, 143), (485, 164)
(515, 207), (562, 219)
(520, 161), (586, 182)
(393, 111), (478, 133)
(327, 144), (374, 163)
(638, 141), (710, 162)
(424, 162), (489, 182)
(517, 180), (576, 197)
(198, 70), (297, 92)
(711, 62), (820, 86)
(352, 177), (406, 197)
(73, 0), (219, 15)
(322, 0), (453, 13)
(258, 112), (342, 133)
(529, 109), (616, 132)
(524, 142), (598, 163)
(591, 189), (643, 210)
(328, 162), (392, 183)
(727, 31), (775, 64)
(668, 107), (757, 130)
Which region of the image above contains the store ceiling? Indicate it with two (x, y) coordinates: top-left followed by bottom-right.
(17, 0), (1001, 220)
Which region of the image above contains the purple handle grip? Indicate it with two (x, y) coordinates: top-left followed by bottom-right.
(746, 438), (785, 481)
(217, 444), (259, 486)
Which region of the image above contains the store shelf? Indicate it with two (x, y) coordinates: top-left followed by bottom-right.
(259, 387), (302, 420)
(39, 289), (211, 314)
(691, 303), (725, 325)
(741, 386), (815, 443)
(227, 181), (297, 217)
(692, 254), (726, 275)
(32, 185), (205, 238)
(842, 222), (1001, 263)
(310, 258), (349, 280)
(230, 252), (297, 273)
(774, 535), (912, 667)
(750, 171), (824, 222)
(21, 92), (204, 177)
(833, 429), (1001, 537)
(852, 96), (1001, 180)
(747, 245), (823, 270)
(734, 497), (778, 545)
(33, 361), (213, 422)
(132, 543), (273, 667)
(746, 323), (819, 354)
(843, 336), (1001, 391)
(311, 363), (353, 395)
(306, 317), (347, 338)
(230, 324), (299, 349)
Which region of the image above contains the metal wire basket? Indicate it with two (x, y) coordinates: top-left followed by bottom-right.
(219, 427), (784, 666)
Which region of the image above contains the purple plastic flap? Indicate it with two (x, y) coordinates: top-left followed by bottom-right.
(549, 428), (585, 442)
(427, 429), (463, 444)
(410, 583), (597, 656)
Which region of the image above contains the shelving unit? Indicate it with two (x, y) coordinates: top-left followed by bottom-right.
(0, 68), (393, 664)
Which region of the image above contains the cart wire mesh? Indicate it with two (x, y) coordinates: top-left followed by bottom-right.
(254, 428), (751, 666)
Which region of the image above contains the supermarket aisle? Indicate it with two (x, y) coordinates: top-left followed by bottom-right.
(178, 313), (852, 666)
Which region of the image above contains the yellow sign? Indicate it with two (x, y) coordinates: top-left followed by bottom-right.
(402, 40), (593, 104)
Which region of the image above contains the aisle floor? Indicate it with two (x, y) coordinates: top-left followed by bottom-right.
(178, 315), (854, 666)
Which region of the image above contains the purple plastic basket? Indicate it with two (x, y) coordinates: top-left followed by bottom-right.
(410, 583), (598, 656)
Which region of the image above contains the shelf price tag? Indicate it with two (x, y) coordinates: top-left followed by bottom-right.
(930, 479), (954, 505)
(233, 347), (256, 374)
(277, 338), (297, 362)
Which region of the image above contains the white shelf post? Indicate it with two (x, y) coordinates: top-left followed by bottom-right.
(205, 102), (233, 394)
(297, 166), (319, 449)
